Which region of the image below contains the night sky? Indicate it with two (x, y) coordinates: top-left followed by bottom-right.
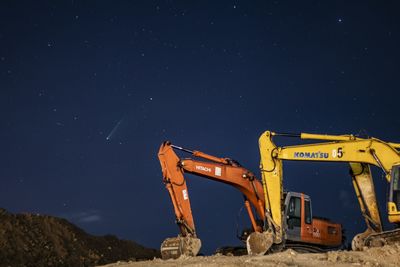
(1, 1), (400, 255)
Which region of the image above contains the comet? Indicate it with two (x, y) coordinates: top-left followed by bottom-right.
(106, 118), (123, 141)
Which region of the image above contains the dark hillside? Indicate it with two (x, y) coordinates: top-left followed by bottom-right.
(0, 208), (159, 267)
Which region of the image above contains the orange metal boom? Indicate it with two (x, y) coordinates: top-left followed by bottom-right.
(158, 141), (266, 238)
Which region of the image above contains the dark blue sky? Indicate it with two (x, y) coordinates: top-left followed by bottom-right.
(1, 1), (400, 254)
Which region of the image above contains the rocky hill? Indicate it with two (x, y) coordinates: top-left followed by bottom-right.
(0, 208), (160, 267)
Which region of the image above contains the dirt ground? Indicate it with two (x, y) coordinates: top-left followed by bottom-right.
(2, 206), (400, 267)
(98, 244), (400, 267)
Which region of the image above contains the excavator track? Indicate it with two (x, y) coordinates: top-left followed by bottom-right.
(215, 243), (338, 256)
(284, 243), (338, 253)
(364, 228), (400, 248)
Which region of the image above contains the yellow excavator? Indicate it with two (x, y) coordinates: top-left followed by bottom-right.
(248, 130), (400, 254)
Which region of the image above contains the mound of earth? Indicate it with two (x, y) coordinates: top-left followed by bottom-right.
(0, 208), (160, 267)
(99, 244), (400, 267)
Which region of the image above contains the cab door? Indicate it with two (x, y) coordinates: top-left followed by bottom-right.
(300, 195), (314, 242)
(389, 164), (400, 223)
(285, 193), (302, 241)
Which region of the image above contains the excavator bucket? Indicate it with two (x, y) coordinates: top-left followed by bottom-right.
(246, 231), (274, 255)
(352, 228), (400, 251)
(160, 236), (202, 260)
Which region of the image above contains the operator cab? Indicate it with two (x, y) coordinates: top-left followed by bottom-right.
(284, 192), (312, 242)
(389, 164), (400, 216)
(283, 191), (342, 247)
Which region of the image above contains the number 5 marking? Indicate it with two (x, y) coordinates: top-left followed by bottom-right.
(332, 148), (343, 158)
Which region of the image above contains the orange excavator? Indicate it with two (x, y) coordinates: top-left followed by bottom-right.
(158, 141), (343, 259)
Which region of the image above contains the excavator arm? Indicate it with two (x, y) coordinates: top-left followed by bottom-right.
(258, 130), (400, 250)
(158, 142), (197, 236)
(158, 141), (268, 259)
(177, 158), (265, 220)
(262, 132), (400, 177)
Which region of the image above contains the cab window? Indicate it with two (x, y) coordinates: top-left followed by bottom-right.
(392, 166), (400, 209)
(287, 197), (301, 228)
(304, 200), (312, 224)
(393, 167), (399, 190)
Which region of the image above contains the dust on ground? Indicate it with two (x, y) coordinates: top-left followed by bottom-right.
(98, 244), (400, 267)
